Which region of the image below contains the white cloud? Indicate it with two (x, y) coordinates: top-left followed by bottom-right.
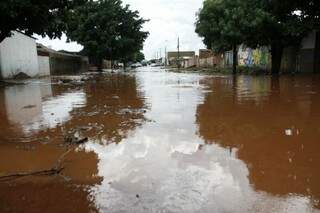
(35, 0), (205, 59)
(34, 34), (83, 52)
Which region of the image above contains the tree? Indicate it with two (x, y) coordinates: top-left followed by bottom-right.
(0, 0), (83, 43)
(66, 0), (148, 70)
(196, 0), (318, 74)
(196, 0), (264, 74)
(248, 0), (312, 74)
(294, 0), (320, 73)
(133, 51), (145, 62)
(238, 0), (318, 74)
(293, 0), (319, 29)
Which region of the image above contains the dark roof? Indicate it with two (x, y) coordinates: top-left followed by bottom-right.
(36, 43), (84, 58)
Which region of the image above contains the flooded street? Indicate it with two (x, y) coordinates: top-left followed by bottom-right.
(0, 67), (320, 212)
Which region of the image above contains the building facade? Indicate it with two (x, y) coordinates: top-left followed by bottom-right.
(167, 51), (196, 67)
(37, 44), (89, 75)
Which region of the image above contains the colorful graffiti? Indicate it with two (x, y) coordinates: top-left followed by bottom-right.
(253, 48), (269, 66)
(239, 47), (253, 66)
(224, 45), (270, 68)
(238, 45), (270, 67)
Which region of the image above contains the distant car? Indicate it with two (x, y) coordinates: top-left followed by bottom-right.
(131, 63), (142, 68)
(141, 60), (148, 66)
(151, 62), (162, 67)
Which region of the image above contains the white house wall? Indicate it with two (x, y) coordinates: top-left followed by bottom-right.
(38, 55), (50, 77)
(0, 31), (39, 79)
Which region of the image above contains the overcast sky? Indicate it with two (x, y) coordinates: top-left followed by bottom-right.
(35, 0), (205, 59)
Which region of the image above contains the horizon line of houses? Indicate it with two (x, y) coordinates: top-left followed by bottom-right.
(1, 30), (319, 79)
(166, 31), (319, 73)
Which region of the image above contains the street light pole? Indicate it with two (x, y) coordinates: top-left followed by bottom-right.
(164, 39), (168, 66)
(177, 36), (180, 69)
(165, 46), (167, 66)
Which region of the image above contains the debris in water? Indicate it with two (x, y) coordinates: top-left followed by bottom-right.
(64, 135), (89, 145)
(22, 105), (36, 109)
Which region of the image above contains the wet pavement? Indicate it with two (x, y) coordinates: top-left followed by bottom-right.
(0, 67), (320, 212)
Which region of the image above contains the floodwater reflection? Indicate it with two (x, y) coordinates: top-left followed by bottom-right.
(0, 69), (319, 212)
(197, 75), (320, 210)
(0, 73), (147, 212)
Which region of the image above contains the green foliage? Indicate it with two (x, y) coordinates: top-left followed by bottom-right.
(195, 0), (266, 74)
(195, 0), (264, 53)
(249, 0), (315, 73)
(249, 0), (311, 47)
(196, 0), (318, 74)
(133, 51), (145, 62)
(298, 0), (320, 29)
(196, 0), (316, 50)
(0, 0), (83, 42)
(66, 0), (149, 66)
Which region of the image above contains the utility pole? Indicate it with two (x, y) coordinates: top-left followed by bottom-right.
(177, 36), (180, 69)
(165, 46), (167, 66)
(164, 39), (168, 66)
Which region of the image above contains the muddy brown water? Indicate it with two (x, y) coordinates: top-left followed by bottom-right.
(0, 67), (319, 212)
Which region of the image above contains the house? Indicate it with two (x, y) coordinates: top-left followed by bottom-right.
(167, 51), (196, 67)
(199, 49), (213, 58)
(0, 31), (40, 79)
(37, 45), (51, 77)
(198, 49), (223, 68)
(297, 31), (319, 73)
(37, 44), (89, 75)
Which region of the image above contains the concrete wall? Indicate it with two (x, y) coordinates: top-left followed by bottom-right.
(298, 31), (317, 73)
(224, 46), (271, 70)
(38, 55), (50, 77)
(184, 56), (198, 68)
(280, 31), (317, 73)
(0, 31), (38, 79)
(314, 31), (320, 73)
(301, 31), (316, 49)
(281, 47), (298, 73)
(224, 51), (234, 67)
(222, 32), (317, 73)
(199, 56), (223, 68)
(183, 54), (224, 69)
(49, 53), (89, 75)
(238, 45), (270, 69)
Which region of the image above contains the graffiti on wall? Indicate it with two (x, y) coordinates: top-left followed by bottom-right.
(224, 46), (270, 68)
(253, 48), (269, 66)
(239, 47), (253, 66)
(238, 45), (270, 67)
